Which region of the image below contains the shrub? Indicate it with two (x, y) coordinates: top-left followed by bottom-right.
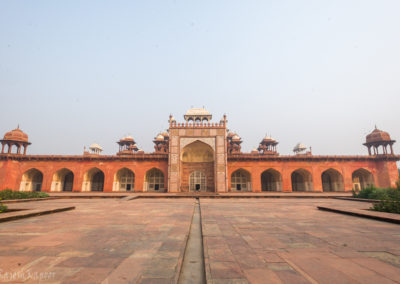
(0, 189), (49, 200)
(352, 186), (400, 201)
(353, 186), (386, 200)
(373, 200), (400, 214)
(0, 198), (7, 213)
(353, 186), (400, 214)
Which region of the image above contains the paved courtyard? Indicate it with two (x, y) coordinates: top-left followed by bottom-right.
(0, 198), (400, 283)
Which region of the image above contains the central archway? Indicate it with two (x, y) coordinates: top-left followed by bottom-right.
(181, 140), (215, 192)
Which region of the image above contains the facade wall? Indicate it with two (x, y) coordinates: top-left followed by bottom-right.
(0, 159), (168, 192)
(0, 156), (398, 193)
(227, 159), (399, 192)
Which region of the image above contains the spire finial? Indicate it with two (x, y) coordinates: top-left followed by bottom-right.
(17, 124), (19, 129)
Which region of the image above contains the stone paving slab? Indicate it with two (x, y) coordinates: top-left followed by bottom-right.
(0, 199), (195, 283)
(200, 199), (400, 284)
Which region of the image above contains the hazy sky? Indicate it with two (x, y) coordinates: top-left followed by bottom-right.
(1, 0), (399, 156)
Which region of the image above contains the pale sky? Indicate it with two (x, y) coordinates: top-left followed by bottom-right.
(1, 0), (399, 157)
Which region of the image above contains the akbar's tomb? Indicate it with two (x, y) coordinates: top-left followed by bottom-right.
(0, 108), (399, 193)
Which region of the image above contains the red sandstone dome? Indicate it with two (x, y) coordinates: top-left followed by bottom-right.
(120, 136), (135, 142)
(3, 127), (29, 142)
(262, 135), (277, 143)
(232, 134), (241, 141)
(366, 128), (393, 143)
(155, 134), (165, 141)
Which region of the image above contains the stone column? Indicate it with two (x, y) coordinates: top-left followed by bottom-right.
(281, 168), (292, 192)
(252, 168), (262, 192)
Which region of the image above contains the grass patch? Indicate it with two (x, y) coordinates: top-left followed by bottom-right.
(0, 189), (49, 200)
(353, 185), (400, 214)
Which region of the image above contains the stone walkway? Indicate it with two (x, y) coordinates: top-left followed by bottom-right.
(201, 199), (400, 284)
(48, 192), (352, 198)
(0, 199), (194, 283)
(0, 198), (399, 283)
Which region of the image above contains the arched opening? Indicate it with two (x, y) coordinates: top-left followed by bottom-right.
(291, 169), (313, 192)
(352, 168), (374, 191)
(114, 168), (135, 191)
(92, 172), (104, 192)
(19, 168), (43, 192)
(181, 140), (215, 192)
(51, 168), (74, 192)
(261, 169), (282, 191)
(63, 172), (74, 191)
(82, 168), (104, 192)
(322, 169), (344, 192)
(190, 171), (206, 191)
(145, 168), (165, 192)
(195, 118), (201, 124)
(231, 169), (251, 192)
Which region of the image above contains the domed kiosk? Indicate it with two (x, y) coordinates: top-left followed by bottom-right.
(0, 127), (31, 155)
(257, 135), (279, 155)
(364, 127), (396, 155)
(184, 107), (212, 123)
(117, 136), (138, 155)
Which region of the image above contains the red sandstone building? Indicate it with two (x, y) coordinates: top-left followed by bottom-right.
(0, 108), (399, 193)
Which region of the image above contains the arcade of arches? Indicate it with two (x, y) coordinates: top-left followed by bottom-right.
(1, 110), (398, 193)
(11, 166), (389, 192)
